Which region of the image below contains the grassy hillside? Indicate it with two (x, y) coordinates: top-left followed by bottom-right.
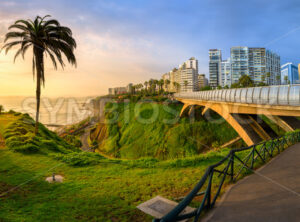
(91, 101), (239, 159)
(3, 113), (79, 154)
(0, 113), (19, 148)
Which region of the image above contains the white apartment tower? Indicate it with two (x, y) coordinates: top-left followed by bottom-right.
(179, 57), (199, 92)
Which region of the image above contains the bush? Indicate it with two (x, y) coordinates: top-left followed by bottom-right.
(12, 144), (39, 153)
(50, 152), (105, 166)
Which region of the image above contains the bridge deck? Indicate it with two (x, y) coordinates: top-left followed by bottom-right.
(204, 143), (300, 222)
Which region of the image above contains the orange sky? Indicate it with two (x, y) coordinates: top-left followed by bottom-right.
(0, 1), (193, 97)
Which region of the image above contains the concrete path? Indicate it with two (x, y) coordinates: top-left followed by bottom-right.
(205, 143), (300, 222)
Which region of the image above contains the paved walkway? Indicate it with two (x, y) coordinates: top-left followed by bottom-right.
(205, 143), (300, 222)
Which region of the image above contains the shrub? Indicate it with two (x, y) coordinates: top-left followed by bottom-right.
(12, 143), (39, 153)
(50, 152), (105, 166)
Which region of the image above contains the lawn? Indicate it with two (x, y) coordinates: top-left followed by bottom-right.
(0, 113), (295, 221)
(0, 113), (19, 148)
(0, 149), (229, 221)
(0, 113), (19, 135)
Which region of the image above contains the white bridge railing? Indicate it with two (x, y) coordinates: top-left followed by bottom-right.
(175, 84), (300, 106)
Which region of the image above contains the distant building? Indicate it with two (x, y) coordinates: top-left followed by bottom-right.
(108, 88), (114, 95)
(126, 83), (133, 94)
(198, 74), (208, 89)
(221, 58), (231, 87)
(211, 47), (281, 86)
(160, 57), (199, 93)
(179, 57), (199, 92)
(169, 68), (181, 92)
(209, 49), (222, 88)
(281, 63), (299, 84)
(230, 46), (249, 84)
(108, 83), (133, 95)
(298, 64), (300, 79)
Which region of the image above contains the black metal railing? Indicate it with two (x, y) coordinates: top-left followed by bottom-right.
(154, 131), (300, 222)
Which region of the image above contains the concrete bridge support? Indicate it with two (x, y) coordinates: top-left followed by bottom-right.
(179, 103), (285, 146)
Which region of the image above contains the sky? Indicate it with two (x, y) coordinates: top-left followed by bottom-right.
(1, 0), (300, 97)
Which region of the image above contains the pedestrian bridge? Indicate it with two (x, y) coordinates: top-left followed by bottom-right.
(176, 85), (300, 146)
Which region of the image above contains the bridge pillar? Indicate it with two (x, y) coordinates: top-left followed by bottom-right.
(231, 114), (263, 145)
(248, 114), (278, 139)
(180, 103), (191, 117)
(266, 115), (293, 132)
(276, 116), (300, 131)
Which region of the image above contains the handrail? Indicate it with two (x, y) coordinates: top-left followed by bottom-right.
(155, 131), (300, 222)
(174, 84), (300, 106)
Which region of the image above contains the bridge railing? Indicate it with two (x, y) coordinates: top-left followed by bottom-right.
(154, 131), (300, 222)
(175, 84), (300, 106)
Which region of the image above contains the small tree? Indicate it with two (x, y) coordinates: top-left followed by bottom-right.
(238, 75), (254, 87)
(284, 75), (288, 84)
(144, 81), (148, 92)
(174, 82), (180, 92)
(276, 75), (281, 85)
(184, 80), (188, 91)
(165, 79), (170, 92)
(266, 72), (271, 85)
(0, 105), (3, 114)
(158, 79), (164, 93)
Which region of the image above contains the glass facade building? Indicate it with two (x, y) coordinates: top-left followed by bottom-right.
(231, 47), (249, 84)
(281, 63), (299, 84)
(209, 49), (222, 88)
(221, 58), (231, 87)
(212, 47), (281, 86)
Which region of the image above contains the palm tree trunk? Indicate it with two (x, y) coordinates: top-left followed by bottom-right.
(34, 48), (44, 135)
(35, 73), (41, 134)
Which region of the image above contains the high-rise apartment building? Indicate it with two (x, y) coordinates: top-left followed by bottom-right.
(265, 50), (281, 85)
(209, 49), (222, 87)
(221, 58), (231, 87)
(281, 63), (299, 84)
(230, 46), (249, 84)
(179, 57), (199, 92)
(161, 57), (199, 92)
(198, 74), (208, 89)
(168, 68), (181, 92)
(212, 47), (281, 86)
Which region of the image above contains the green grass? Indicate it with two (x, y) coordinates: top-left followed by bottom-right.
(0, 112), (297, 221)
(3, 113), (79, 154)
(94, 102), (238, 159)
(0, 113), (19, 135)
(0, 112), (233, 221)
(0, 148), (230, 221)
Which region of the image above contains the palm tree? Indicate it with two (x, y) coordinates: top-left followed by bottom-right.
(165, 79), (170, 92)
(144, 81), (148, 92)
(158, 79), (164, 93)
(1, 15), (76, 134)
(266, 72), (271, 85)
(0, 105), (3, 115)
(153, 79), (158, 93)
(184, 80), (188, 91)
(261, 74), (265, 83)
(149, 79), (154, 93)
(284, 76), (288, 84)
(174, 82), (180, 92)
(276, 75), (281, 85)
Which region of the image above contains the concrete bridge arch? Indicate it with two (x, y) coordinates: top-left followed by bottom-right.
(179, 101), (300, 146)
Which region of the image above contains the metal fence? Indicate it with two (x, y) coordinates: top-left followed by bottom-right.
(154, 131), (300, 222)
(175, 85), (300, 106)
